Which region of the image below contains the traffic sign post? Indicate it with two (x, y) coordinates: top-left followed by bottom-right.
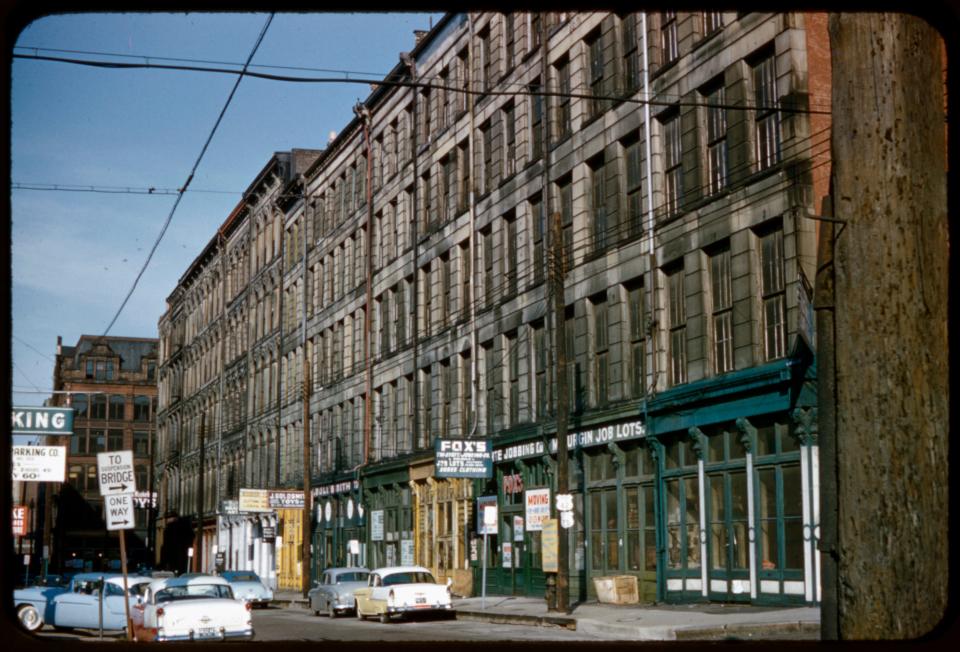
(97, 451), (137, 496)
(97, 452), (135, 641)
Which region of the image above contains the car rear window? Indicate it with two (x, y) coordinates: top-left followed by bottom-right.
(336, 572), (369, 583)
(226, 573), (259, 582)
(155, 584), (234, 602)
(382, 572), (435, 586)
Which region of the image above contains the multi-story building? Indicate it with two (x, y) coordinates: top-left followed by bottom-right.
(157, 11), (828, 606)
(49, 335), (159, 573)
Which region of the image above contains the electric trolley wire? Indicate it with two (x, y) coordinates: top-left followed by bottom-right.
(98, 13), (275, 340)
(12, 182), (239, 196)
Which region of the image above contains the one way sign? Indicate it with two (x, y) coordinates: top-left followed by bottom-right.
(105, 494), (134, 531)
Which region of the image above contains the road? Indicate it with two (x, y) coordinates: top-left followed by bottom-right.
(252, 605), (605, 642)
(26, 606), (605, 642)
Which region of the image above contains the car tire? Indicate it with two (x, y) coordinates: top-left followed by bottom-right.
(328, 603), (337, 619)
(17, 604), (42, 632)
(379, 612), (390, 625)
(355, 602), (364, 621)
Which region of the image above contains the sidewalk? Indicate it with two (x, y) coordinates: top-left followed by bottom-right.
(273, 590), (820, 641)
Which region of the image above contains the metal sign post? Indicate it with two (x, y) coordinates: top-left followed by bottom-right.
(98, 575), (104, 640)
(119, 529), (132, 641)
(481, 504), (497, 611)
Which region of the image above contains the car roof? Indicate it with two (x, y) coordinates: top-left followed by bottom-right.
(371, 566), (433, 575)
(221, 570), (259, 577)
(324, 567), (369, 575)
(148, 574), (230, 592)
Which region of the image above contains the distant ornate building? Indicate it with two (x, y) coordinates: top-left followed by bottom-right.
(50, 334), (158, 572)
(158, 11), (827, 606)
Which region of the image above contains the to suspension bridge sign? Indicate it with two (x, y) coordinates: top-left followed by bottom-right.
(11, 407), (74, 436)
(97, 451), (137, 496)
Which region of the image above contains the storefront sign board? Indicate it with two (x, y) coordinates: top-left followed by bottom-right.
(525, 488), (551, 531)
(434, 438), (492, 478)
(541, 518), (559, 573)
(268, 490), (305, 509)
(371, 509), (385, 541)
(476, 495), (497, 535)
(239, 488), (271, 512)
(12, 445), (66, 482)
(11, 407), (73, 436)
(13, 505), (28, 536)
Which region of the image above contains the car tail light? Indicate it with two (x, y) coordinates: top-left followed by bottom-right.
(157, 607), (165, 617)
(245, 601), (252, 611)
(387, 590), (395, 607)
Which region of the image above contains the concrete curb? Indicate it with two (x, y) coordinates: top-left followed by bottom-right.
(455, 609), (576, 630)
(673, 621), (821, 641)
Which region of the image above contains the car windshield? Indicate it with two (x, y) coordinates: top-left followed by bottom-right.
(226, 573), (260, 582)
(382, 572), (436, 586)
(335, 572), (369, 583)
(155, 584), (234, 602)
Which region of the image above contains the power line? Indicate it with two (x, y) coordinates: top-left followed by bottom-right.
(12, 334), (56, 362)
(12, 182), (238, 196)
(13, 44), (390, 79)
(99, 13), (276, 340)
(12, 52), (833, 117)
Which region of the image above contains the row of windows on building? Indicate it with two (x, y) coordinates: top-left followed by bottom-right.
(69, 428), (151, 456)
(68, 393), (156, 421)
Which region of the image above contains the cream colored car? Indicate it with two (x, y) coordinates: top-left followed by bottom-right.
(353, 566), (453, 624)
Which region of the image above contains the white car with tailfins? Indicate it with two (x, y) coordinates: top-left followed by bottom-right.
(352, 565), (453, 623)
(131, 574), (254, 642)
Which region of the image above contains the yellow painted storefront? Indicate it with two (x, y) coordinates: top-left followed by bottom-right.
(410, 462), (474, 597)
(277, 508), (302, 590)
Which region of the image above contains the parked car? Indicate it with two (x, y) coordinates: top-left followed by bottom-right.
(219, 571), (273, 607)
(130, 574), (254, 642)
(352, 566), (453, 624)
(14, 572), (151, 632)
(308, 567), (370, 618)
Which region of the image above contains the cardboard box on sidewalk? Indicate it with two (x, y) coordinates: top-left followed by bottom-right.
(593, 575), (639, 604)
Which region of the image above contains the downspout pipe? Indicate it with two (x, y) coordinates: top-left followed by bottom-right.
(467, 15), (479, 438)
(401, 51), (420, 453)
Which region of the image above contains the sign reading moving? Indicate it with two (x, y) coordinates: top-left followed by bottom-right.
(96, 451), (137, 496)
(12, 445), (66, 482)
(434, 438), (492, 478)
(11, 407), (74, 436)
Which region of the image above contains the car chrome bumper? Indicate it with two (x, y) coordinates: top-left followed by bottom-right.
(156, 628), (254, 642)
(386, 604), (453, 614)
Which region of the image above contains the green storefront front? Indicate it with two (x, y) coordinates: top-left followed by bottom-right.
(311, 473), (364, 577)
(471, 356), (818, 607)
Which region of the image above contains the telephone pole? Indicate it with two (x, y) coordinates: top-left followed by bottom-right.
(550, 210), (570, 613)
(827, 12), (948, 639)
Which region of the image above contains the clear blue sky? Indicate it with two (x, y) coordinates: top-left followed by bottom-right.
(10, 12), (444, 415)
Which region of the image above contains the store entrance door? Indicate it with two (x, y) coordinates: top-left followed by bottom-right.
(706, 470), (750, 601)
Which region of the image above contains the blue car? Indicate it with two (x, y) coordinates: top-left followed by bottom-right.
(219, 571), (274, 607)
(14, 572), (151, 632)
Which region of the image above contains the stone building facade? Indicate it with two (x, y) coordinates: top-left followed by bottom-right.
(156, 11), (827, 605)
(50, 335), (159, 572)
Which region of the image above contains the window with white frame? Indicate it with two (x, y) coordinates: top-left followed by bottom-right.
(667, 264), (687, 385)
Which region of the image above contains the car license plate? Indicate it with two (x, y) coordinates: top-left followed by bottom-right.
(197, 627), (217, 638)
(415, 596), (426, 605)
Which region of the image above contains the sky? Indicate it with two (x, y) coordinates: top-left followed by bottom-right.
(10, 12), (444, 416)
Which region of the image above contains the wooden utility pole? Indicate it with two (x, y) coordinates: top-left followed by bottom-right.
(550, 210), (570, 614)
(827, 13), (947, 639)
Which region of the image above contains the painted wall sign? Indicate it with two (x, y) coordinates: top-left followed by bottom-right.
(524, 488), (551, 531)
(239, 488), (271, 512)
(314, 479), (359, 497)
(434, 438), (493, 478)
(12, 445), (66, 482)
(503, 472), (524, 495)
(261, 526), (276, 541)
(11, 407), (74, 436)
(268, 490), (305, 509)
(400, 539), (414, 566)
(491, 420), (646, 463)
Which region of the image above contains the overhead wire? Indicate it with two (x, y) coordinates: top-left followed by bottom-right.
(12, 182), (238, 196)
(98, 13), (276, 340)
